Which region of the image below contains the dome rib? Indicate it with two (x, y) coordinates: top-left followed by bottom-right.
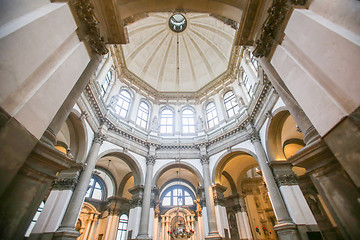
(190, 28), (228, 64)
(157, 35), (175, 90)
(181, 36), (198, 89)
(187, 34), (216, 79)
(126, 28), (167, 64)
(140, 32), (171, 77)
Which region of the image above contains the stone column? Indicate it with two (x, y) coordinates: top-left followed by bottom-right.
(297, 173), (342, 240)
(0, 140), (74, 239)
(289, 140), (360, 240)
(136, 156), (156, 239)
(257, 58), (319, 145)
(200, 155), (221, 240)
(54, 130), (106, 239)
(29, 168), (81, 239)
(42, 55), (103, 146)
(247, 128), (299, 240)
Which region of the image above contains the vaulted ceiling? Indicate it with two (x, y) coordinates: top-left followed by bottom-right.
(121, 13), (236, 92)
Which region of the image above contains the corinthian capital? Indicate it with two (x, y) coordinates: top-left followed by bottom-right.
(146, 155), (156, 165)
(93, 132), (106, 144)
(200, 154), (210, 165)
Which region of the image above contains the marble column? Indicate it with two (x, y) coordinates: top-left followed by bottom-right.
(200, 155), (221, 240)
(136, 156), (156, 239)
(42, 55), (103, 146)
(247, 128), (299, 240)
(54, 130), (106, 239)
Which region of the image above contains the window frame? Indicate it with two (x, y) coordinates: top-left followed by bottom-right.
(136, 101), (150, 129)
(161, 185), (195, 207)
(223, 90), (239, 118)
(85, 175), (106, 200)
(242, 71), (253, 96)
(181, 108), (196, 134)
(205, 101), (219, 129)
(100, 70), (112, 97)
(116, 214), (129, 240)
(115, 89), (132, 119)
(159, 107), (174, 135)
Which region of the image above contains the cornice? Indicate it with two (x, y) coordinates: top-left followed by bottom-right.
(110, 44), (242, 101)
(80, 73), (274, 152)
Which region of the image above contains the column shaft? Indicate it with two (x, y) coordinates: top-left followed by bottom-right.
(258, 58), (319, 144)
(42, 56), (102, 146)
(55, 132), (105, 238)
(249, 131), (299, 240)
(137, 156), (155, 239)
(201, 155), (220, 239)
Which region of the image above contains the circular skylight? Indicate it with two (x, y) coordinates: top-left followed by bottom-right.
(169, 14), (187, 32)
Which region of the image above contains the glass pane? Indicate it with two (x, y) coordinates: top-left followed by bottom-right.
(92, 189), (102, 200)
(162, 197), (171, 206)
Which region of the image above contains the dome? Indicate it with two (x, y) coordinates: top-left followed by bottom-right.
(121, 13), (236, 92)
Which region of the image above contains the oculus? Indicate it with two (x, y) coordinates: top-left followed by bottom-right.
(169, 14), (187, 32)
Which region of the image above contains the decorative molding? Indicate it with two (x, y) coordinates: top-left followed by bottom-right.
(93, 132), (106, 144)
(275, 174), (298, 186)
(71, 0), (108, 55)
(146, 155), (156, 165)
(52, 178), (78, 191)
(130, 198), (143, 208)
(247, 130), (261, 143)
(200, 154), (209, 165)
(253, 0), (307, 58)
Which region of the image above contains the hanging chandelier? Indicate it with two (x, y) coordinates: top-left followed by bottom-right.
(167, 158), (194, 239)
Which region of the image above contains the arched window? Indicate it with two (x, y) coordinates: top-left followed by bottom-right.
(249, 51), (259, 71)
(242, 71), (252, 96)
(162, 186), (194, 206)
(115, 90), (131, 118)
(182, 109), (195, 134)
(223, 91), (239, 118)
(136, 101), (150, 128)
(85, 175), (106, 200)
(25, 201), (45, 237)
(205, 102), (219, 128)
(160, 108), (173, 134)
(116, 214), (129, 240)
(100, 71), (112, 96)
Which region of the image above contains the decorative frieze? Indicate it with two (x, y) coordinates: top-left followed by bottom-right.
(52, 178), (78, 191)
(275, 174), (298, 186)
(253, 0), (307, 58)
(71, 0), (108, 55)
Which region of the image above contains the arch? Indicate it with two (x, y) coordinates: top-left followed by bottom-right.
(160, 178), (197, 197)
(222, 171), (237, 195)
(265, 107), (304, 161)
(95, 166), (117, 197)
(212, 148), (258, 183)
(152, 161), (203, 187)
(97, 150), (144, 186)
(118, 172), (133, 197)
(118, 0), (246, 24)
(61, 109), (88, 163)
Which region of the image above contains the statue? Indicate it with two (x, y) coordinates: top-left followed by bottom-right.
(151, 116), (158, 130)
(197, 116), (204, 131)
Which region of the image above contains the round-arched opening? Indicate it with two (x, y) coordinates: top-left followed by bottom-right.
(169, 13), (187, 32)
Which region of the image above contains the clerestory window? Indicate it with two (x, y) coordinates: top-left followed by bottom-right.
(115, 90), (131, 118)
(205, 102), (219, 128)
(85, 175), (106, 200)
(224, 91), (239, 118)
(136, 101), (150, 129)
(160, 108), (174, 134)
(242, 71), (253, 96)
(101, 71), (112, 96)
(182, 108), (195, 134)
(162, 186), (194, 206)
